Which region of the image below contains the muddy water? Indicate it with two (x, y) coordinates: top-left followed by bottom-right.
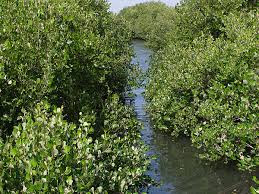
(130, 39), (253, 194)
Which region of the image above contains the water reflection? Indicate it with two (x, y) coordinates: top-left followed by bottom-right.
(131, 39), (253, 194)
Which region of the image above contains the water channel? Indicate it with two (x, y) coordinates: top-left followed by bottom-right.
(130, 39), (253, 194)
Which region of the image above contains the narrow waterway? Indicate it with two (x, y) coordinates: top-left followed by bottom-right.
(130, 39), (253, 194)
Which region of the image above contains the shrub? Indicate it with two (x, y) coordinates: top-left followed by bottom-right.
(0, 0), (132, 137)
(118, 2), (175, 50)
(146, 0), (258, 170)
(0, 1), (150, 192)
(0, 101), (150, 193)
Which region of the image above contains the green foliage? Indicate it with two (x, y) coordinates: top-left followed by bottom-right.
(0, 101), (150, 193)
(119, 2), (175, 50)
(0, 0), (132, 137)
(146, 0), (258, 171)
(250, 176), (259, 194)
(0, 0), (151, 192)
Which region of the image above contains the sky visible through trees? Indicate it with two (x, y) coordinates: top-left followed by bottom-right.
(108, 0), (181, 13)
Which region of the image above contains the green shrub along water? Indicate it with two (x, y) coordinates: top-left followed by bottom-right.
(121, 0), (258, 171)
(0, 0), (150, 192)
(0, 0), (132, 136)
(145, 0), (258, 171)
(0, 98), (150, 193)
(118, 2), (175, 51)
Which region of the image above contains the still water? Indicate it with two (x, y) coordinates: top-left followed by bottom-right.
(130, 39), (253, 194)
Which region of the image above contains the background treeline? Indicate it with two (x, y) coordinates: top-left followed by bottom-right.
(121, 0), (258, 171)
(119, 2), (175, 51)
(0, 0), (150, 192)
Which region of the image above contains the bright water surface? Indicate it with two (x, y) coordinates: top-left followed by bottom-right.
(130, 39), (253, 194)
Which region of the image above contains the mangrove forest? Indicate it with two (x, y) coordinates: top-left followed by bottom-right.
(0, 0), (258, 193)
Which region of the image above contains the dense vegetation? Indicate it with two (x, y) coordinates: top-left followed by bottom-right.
(0, 0), (150, 192)
(145, 0), (258, 171)
(119, 2), (175, 51)
(121, 0), (258, 171)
